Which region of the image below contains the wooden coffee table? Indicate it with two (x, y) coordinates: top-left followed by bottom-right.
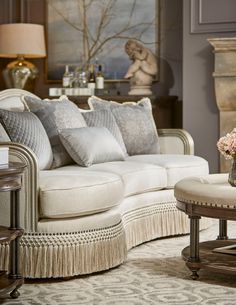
(174, 174), (236, 279)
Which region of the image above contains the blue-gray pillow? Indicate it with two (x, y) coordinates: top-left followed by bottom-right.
(88, 96), (160, 155)
(0, 109), (53, 170)
(59, 127), (125, 167)
(82, 109), (127, 155)
(23, 96), (87, 168)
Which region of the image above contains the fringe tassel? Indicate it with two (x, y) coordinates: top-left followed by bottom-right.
(0, 222), (126, 278)
(123, 203), (211, 250)
(0, 243), (9, 271)
(0, 202), (212, 279)
(21, 231), (126, 278)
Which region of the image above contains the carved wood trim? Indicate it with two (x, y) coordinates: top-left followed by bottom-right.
(191, 0), (236, 34)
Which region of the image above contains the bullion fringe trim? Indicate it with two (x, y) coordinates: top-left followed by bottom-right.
(0, 221), (127, 278)
(0, 201), (211, 278)
(123, 201), (211, 250)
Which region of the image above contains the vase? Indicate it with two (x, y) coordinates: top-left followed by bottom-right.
(228, 157), (236, 186)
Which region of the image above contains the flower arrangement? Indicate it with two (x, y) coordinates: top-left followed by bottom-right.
(217, 128), (236, 160)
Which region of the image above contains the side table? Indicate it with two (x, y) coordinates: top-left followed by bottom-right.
(174, 174), (236, 279)
(0, 162), (26, 299)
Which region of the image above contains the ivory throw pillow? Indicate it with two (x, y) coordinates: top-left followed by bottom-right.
(88, 96), (160, 155)
(59, 127), (125, 167)
(23, 96), (87, 168)
(82, 109), (127, 155)
(0, 109), (53, 170)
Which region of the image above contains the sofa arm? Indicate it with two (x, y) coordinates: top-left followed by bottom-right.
(158, 129), (194, 155)
(0, 142), (38, 232)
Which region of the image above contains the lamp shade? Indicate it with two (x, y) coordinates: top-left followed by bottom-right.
(0, 23), (46, 58)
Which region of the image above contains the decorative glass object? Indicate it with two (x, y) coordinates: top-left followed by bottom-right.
(228, 157), (236, 187)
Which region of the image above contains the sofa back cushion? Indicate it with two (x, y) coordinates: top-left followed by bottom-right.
(82, 109), (127, 155)
(59, 127), (125, 167)
(23, 96), (87, 168)
(88, 96), (160, 155)
(0, 109), (53, 169)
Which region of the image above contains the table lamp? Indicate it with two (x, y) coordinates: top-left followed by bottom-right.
(0, 23), (46, 92)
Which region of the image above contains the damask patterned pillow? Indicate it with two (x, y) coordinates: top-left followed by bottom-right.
(82, 109), (127, 155)
(88, 96), (160, 155)
(0, 109), (53, 169)
(88, 96), (136, 110)
(23, 96), (87, 168)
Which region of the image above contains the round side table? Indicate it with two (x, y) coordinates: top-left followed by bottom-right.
(0, 162), (26, 299)
(174, 174), (236, 279)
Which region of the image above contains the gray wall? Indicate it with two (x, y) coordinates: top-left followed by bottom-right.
(155, 0), (183, 98)
(183, 0), (236, 173)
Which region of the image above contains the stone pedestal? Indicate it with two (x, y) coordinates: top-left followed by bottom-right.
(128, 85), (152, 95)
(208, 38), (236, 172)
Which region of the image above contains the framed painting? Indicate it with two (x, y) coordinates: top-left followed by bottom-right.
(46, 0), (159, 82)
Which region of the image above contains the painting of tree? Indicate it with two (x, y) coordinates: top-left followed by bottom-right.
(46, 0), (158, 81)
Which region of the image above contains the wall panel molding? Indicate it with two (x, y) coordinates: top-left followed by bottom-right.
(191, 0), (236, 33)
(0, 0), (34, 24)
(8, 0), (14, 22)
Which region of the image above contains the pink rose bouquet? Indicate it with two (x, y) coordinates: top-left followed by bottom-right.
(217, 128), (236, 160)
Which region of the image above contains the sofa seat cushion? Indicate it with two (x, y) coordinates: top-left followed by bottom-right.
(39, 170), (123, 218)
(84, 161), (167, 197)
(126, 154), (209, 188)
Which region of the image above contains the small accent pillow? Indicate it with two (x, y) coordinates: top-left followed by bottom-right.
(88, 96), (160, 155)
(0, 109), (53, 170)
(59, 127), (125, 167)
(23, 96), (87, 168)
(82, 109), (127, 155)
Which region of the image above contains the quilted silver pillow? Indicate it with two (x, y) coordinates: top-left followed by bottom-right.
(59, 127), (125, 167)
(0, 109), (53, 170)
(82, 109), (127, 155)
(88, 96), (160, 155)
(0, 122), (10, 142)
(23, 96), (87, 168)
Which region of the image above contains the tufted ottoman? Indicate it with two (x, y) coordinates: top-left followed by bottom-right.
(174, 174), (236, 279)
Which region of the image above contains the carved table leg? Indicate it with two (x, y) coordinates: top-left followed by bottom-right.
(10, 287), (20, 299)
(9, 189), (22, 298)
(186, 215), (201, 280)
(217, 219), (228, 240)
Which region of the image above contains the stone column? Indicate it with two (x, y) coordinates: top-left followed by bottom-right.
(208, 38), (236, 172)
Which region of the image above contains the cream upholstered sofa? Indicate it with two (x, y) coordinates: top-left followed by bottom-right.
(0, 89), (210, 279)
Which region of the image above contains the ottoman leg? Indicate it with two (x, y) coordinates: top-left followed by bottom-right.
(187, 216), (201, 280)
(217, 219), (228, 240)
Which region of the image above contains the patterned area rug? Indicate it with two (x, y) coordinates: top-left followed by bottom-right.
(1, 221), (236, 305)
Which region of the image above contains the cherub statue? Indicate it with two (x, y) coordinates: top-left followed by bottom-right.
(124, 39), (157, 95)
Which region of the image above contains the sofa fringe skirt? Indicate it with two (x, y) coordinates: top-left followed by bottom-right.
(0, 202), (211, 278)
